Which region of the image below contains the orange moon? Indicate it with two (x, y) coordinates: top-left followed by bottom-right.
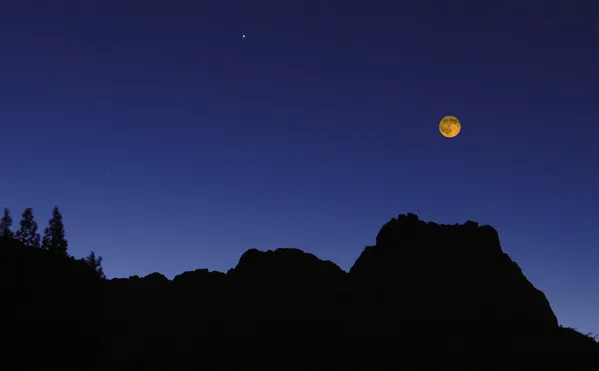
(439, 116), (461, 138)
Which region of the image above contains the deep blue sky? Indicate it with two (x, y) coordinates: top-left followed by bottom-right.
(2, 1), (598, 334)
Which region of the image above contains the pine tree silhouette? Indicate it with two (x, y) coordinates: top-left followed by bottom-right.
(0, 208), (14, 239)
(16, 208), (41, 249)
(41, 206), (68, 255)
(84, 250), (106, 279)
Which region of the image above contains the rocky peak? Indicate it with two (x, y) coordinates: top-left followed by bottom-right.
(228, 247), (345, 281)
(350, 213), (558, 338)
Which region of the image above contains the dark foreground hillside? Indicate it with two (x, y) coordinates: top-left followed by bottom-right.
(2, 213), (598, 370)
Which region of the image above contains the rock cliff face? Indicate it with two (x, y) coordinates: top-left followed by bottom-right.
(3, 213), (598, 371)
(349, 213), (558, 340)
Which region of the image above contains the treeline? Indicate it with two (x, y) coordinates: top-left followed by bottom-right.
(0, 206), (105, 279)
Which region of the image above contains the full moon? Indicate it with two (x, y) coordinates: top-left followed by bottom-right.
(439, 116), (461, 138)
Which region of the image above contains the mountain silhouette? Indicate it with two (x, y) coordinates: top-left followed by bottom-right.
(3, 213), (598, 370)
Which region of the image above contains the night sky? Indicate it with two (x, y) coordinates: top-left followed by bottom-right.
(2, 1), (598, 334)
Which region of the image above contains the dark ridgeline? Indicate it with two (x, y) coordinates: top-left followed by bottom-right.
(2, 211), (598, 370)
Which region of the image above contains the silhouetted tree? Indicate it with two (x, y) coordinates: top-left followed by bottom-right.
(41, 206), (68, 255)
(16, 208), (41, 249)
(0, 208), (14, 239)
(84, 250), (106, 279)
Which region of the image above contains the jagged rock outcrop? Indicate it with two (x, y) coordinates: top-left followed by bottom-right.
(228, 247), (345, 282)
(349, 213), (558, 343)
(227, 248), (347, 314)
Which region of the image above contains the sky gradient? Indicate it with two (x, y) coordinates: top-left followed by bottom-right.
(2, 1), (598, 334)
